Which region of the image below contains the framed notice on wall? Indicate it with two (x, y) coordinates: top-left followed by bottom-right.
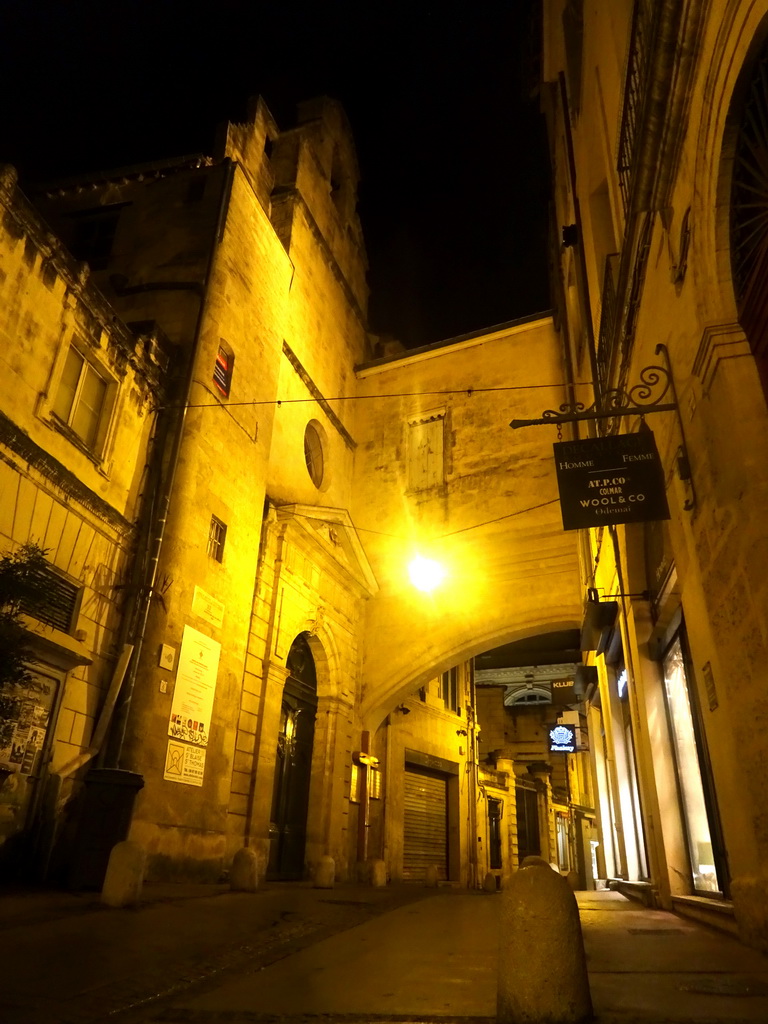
(168, 625), (221, 749)
(165, 625), (220, 787)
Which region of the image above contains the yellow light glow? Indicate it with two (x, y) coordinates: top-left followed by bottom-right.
(408, 555), (446, 592)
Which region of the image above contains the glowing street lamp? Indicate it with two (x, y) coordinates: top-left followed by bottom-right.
(408, 555), (446, 593)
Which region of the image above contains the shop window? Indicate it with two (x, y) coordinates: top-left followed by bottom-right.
(213, 342), (234, 398)
(52, 346), (110, 451)
(207, 515), (227, 562)
(662, 635), (723, 894)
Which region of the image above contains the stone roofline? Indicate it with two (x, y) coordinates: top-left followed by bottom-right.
(356, 309), (554, 375)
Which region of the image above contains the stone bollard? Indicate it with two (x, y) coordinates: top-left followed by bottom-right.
(314, 854), (335, 888)
(497, 856), (592, 1024)
(483, 871), (498, 892)
(566, 869), (581, 892)
(424, 864), (439, 887)
(230, 847), (259, 892)
(101, 840), (146, 908)
(370, 859), (387, 887)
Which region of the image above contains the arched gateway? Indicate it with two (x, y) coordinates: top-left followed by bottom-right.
(353, 315), (583, 729)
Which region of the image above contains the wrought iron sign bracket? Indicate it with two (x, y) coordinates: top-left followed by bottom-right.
(510, 358), (697, 512)
(509, 365), (677, 429)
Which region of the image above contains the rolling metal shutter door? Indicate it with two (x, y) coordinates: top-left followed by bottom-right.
(403, 769), (447, 880)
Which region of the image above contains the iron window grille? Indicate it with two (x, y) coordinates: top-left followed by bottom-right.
(20, 563), (81, 633)
(617, 0), (657, 212)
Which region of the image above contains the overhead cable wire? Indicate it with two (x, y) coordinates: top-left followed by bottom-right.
(286, 497), (561, 541)
(177, 382), (593, 411)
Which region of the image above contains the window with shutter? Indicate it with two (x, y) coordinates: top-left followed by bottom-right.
(20, 563), (81, 634)
(407, 412), (445, 491)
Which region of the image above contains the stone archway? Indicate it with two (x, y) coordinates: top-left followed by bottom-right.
(352, 317), (584, 731)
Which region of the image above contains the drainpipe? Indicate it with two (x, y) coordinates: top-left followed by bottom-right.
(105, 158), (236, 768)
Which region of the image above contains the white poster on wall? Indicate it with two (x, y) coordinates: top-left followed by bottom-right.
(168, 625), (221, 749)
(164, 739), (206, 787)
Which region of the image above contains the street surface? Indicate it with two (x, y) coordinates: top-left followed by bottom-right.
(2, 884), (768, 1023)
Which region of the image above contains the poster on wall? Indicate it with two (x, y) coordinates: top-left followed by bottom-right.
(164, 739), (206, 787)
(167, 625), (221, 749)
(0, 675), (57, 775)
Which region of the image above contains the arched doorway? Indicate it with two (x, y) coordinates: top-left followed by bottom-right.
(267, 633), (318, 880)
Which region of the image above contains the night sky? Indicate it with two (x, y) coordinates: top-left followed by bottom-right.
(2, 0), (551, 349)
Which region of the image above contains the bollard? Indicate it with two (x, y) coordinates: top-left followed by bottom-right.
(101, 840), (146, 908)
(424, 864), (439, 887)
(497, 857), (592, 1024)
(230, 846), (259, 891)
(370, 858), (387, 887)
(314, 854), (335, 888)
(483, 871), (498, 892)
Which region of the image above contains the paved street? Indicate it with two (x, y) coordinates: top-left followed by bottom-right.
(2, 885), (768, 1024)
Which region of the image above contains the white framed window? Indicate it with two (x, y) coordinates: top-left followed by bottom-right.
(51, 346), (110, 451)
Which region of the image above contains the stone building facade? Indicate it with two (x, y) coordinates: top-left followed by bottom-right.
(0, 165), (166, 873)
(542, 0), (768, 950)
(1, 95), (583, 889)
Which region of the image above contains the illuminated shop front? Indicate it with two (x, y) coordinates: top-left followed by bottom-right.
(660, 625), (728, 897)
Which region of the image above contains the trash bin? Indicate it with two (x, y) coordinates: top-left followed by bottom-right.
(67, 768), (144, 890)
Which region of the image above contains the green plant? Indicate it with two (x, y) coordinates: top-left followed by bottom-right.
(0, 542), (51, 692)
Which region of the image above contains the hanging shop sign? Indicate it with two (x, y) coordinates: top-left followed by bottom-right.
(553, 431), (670, 531)
(549, 723), (577, 754)
(551, 678), (577, 705)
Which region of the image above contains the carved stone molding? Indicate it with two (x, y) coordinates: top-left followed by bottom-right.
(692, 322), (751, 393)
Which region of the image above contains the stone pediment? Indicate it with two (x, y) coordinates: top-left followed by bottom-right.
(275, 504), (378, 597)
